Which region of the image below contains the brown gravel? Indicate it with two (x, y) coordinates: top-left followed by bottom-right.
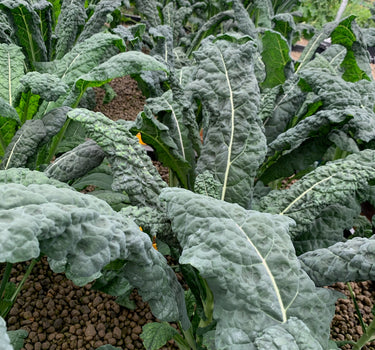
(329, 281), (375, 349)
(4, 258), (178, 350)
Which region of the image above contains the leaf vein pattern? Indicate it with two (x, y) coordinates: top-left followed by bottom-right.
(236, 223), (287, 323)
(280, 175), (333, 215)
(218, 48), (235, 201)
(163, 98), (185, 160)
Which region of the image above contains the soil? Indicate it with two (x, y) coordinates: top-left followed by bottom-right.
(4, 75), (375, 350)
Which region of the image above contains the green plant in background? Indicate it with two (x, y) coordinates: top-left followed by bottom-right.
(298, 0), (375, 28)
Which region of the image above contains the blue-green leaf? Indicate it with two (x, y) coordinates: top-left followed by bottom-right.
(161, 188), (338, 350)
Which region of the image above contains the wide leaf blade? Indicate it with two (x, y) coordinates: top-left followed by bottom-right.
(0, 168), (189, 327)
(161, 188), (338, 350)
(261, 30), (292, 89)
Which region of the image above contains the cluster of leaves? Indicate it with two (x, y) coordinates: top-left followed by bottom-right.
(2, 1), (375, 350)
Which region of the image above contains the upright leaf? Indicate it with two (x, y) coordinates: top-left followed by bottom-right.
(32, 0), (53, 60)
(261, 29), (292, 89)
(137, 86), (200, 189)
(161, 188), (338, 350)
(54, 0), (86, 59)
(77, 0), (123, 43)
(0, 0), (47, 66)
(295, 21), (337, 73)
(191, 35), (267, 208)
(0, 43), (24, 107)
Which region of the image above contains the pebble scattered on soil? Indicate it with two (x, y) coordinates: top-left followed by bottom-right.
(4, 258), (179, 350)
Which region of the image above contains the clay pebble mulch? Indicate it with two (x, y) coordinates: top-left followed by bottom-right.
(4, 258), (179, 350)
(329, 281), (375, 349)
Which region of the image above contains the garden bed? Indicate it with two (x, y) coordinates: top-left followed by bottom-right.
(3, 75), (374, 350)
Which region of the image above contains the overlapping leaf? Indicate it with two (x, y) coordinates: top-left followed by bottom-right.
(44, 139), (105, 182)
(0, 0), (47, 66)
(257, 150), (375, 255)
(0, 168), (188, 327)
(161, 188), (337, 349)
(299, 236), (375, 287)
(68, 108), (167, 209)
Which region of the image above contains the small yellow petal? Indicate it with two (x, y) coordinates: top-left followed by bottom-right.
(136, 132), (147, 145)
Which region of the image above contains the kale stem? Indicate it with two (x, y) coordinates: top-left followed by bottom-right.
(173, 332), (193, 350)
(352, 317), (375, 350)
(0, 263), (13, 299)
(199, 278), (214, 328)
(45, 118), (71, 164)
(2, 259), (38, 318)
(347, 282), (367, 334)
(179, 324), (197, 350)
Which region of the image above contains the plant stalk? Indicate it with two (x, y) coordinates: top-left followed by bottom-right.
(173, 333), (193, 350)
(347, 282), (367, 334)
(1, 259), (38, 318)
(0, 263), (13, 299)
(352, 317), (375, 350)
(45, 118), (71, 164)
(180, 324), (197, 350)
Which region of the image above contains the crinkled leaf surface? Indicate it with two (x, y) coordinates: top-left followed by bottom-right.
(37, 32), (126, 116)
(20, 72), (68, 101)
(261, 30), (292, 89)
(0, 317), (13, 350)
(54, 0), (87, 59)
(131, 106), (191, 189)
(254, 317), (323, 350)
(0, 0), (47, 65)
(161, 188), (337, 350)
(75, 51), (168, 92)
(191, 36), (267, 208)
(44, 139), (105, 182)
(0, 43), (24, 107)
(1, 119), (46, 169)
(0, 168), (188, 326)
(77, 0), (122, 43)
(257, 150), (375, 255)
(68, 108), (167, 208)
(262, 76), (305, 144)
(299, 236), (375, 287)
